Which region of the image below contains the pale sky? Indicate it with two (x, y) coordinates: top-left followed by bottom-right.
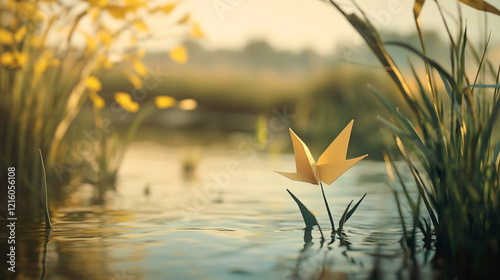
(186, 0), (500, 55)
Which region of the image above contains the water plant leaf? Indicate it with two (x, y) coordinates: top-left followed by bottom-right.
(286, 189), (321, 231)
(336, 193), (367, 236)
(345, 193), (367, 223)
(336, 200), (353, 236)
(39, 150), (52, 230)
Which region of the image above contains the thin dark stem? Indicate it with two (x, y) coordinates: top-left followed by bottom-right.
(40, 231), (50, 280)
(317, 224), (325, 241)
(320, 182), (335, 233)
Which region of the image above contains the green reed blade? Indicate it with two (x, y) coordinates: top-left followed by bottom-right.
(345, 193), (367, 224)
(287, 189), (323, 239)
(39, 149), (52, 230)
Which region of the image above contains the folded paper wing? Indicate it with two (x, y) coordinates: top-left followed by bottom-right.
(275, 171), (318, 184)
(317, 120), (354, 165)
(317, 155), (367, 184)
(275, 120), (367, 185)
(276, 128), (320, 184)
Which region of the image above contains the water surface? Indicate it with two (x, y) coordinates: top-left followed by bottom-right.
(6, 142), (433, 279)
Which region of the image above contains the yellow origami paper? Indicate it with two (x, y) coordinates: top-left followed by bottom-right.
(276, 120), (367, 185)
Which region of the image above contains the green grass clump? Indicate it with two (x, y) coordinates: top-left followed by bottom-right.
(0, 1), (197, 212)
(327, 0), (500, 266)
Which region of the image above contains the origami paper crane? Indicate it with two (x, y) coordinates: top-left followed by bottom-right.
(276, 120), (367, 185)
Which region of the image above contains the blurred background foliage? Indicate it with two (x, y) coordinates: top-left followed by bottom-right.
(1, 0), (499, 219)
(0, 0), (201, 215)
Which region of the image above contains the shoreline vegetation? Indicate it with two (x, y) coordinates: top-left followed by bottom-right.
(326, 0), (500, 277)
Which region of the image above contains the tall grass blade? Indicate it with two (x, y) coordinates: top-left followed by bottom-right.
(494, 140), (500, 166)
(464, 84), (500, 90)
(39, 149), (52, 230)
(458, 0), (500, 16)
(394, 138), (439, 228)
(335, 11), (417, 115)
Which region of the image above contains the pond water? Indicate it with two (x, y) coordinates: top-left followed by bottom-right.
(6, 141), (435, 280)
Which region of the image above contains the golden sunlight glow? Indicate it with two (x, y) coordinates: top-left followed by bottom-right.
(178, 99), (197, 111)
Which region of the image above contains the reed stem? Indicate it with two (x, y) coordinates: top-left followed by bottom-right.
(320, 182), (335, 234)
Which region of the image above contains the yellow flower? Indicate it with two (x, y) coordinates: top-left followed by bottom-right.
(114, 92), (139, 113)
(178, 99), (197, 111)
(98, 30), (113, 48)
(0, 26), (25, 45)
(275, 120), (367, 185)
(155, 96), (176, 109)
(14, 26), (27, 43)
(169, 45), (188, 64)
(0, 51), (28, 68)
(105, 5), (128, 19)
(133, 20), (148, 32)
(191, 23), (205, 38)
(85, 76), (102, 91)
(178, 14), (190, 24)
(152, 3), (175, 14)
(89, 91), (105, 109)
(87, 0), (108, 7)
(104, 1), (146, 19)
(0, 28), (13, 45)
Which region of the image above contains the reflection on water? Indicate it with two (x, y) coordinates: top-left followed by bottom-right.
(2, 142), (434, 280)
